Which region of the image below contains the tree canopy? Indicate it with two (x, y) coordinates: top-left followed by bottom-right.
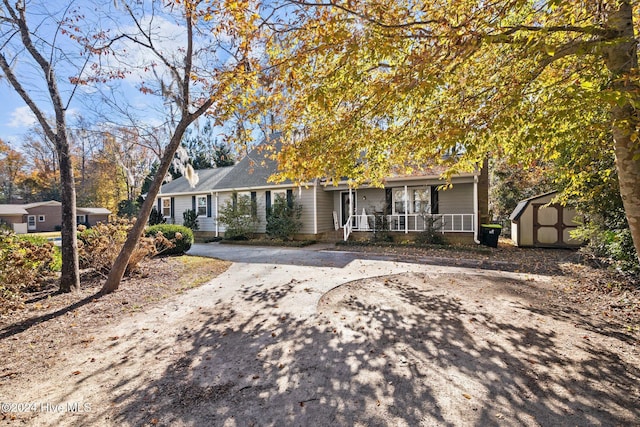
(261, 0), (640, 261)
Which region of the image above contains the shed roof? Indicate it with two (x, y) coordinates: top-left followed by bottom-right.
(509, 191), (558, 221)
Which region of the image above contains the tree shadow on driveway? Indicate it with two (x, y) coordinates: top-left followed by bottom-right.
(101, 271), (639, 426)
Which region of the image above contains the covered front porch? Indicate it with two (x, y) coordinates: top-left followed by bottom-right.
(331, 180), (479, 242)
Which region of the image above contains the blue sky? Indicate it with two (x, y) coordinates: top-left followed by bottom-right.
(0, 87), (38, 144)
(0, 0), (241, 150)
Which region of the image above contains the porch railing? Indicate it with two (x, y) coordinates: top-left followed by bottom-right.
(343, 213), (475, 241)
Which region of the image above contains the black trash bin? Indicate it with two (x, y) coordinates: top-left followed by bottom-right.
(480, 224), (502, 248)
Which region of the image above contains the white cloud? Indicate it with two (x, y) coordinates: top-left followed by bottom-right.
(7, 106), (37, 128)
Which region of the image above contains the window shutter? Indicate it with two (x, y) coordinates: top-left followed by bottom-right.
(170, 197), (175, 220)
(431, 186), (439, 214)
(286, 189), (293, 208)
(265, 191), (271, 217)
(232, 193), (237, 210)
(157, 199), (161, 213)
(192, 195), (196, 211)
(251, 191), (257, 217)
(385, 189), (392, 215)
(207, 195), (212, 217)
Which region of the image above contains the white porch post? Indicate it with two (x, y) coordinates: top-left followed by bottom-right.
(349, 187), (353, 227)
(313, 182), (318, 235)
(404, 185), (408, 233)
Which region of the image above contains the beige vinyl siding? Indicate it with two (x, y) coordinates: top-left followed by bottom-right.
(215, 192), (235, 233)
(356, 189), (386, 214)
(316, 186), (336, 233)
(295, 187), (316, 234)
(173, 196), (191, 226)
(438, 183), (474, 214)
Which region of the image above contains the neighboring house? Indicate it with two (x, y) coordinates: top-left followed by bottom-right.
(157, 142), (489, 243)
(0, 201), (111, 233)
(509, 191), (583, 248)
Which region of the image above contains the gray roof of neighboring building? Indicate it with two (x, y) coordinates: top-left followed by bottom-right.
(159, 166), (234, 195)
(22, 200), (61, 209)
(509, 191), (558, 221)
(78, 207), (111, 215)
(0, 205), (29, 215)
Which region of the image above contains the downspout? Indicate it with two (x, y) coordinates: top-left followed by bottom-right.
(313, 182), (318, 235)
(473, 175), (480, 244)
(215, 192), (219, 237)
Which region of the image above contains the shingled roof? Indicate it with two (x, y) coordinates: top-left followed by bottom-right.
(159, 166), (234, 195)
(215, 143), (291, 190)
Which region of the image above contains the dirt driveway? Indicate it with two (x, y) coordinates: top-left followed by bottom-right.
(2, 244), (639, 426)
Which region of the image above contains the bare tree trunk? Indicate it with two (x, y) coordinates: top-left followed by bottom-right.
(57, 133), (80, 292)
(0, 0), (80, 291)
(101, 120), (190, 293)
(605, 1), (640, 262)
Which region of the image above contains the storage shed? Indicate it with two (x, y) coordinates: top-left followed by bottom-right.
(509, 191), (583, 248)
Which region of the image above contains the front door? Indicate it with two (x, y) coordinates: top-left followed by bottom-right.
(341, 192), (356, 227)
(27, 215), (36, 231)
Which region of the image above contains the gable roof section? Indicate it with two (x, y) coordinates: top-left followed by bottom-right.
(159, 166), (234, 195)
(214, 143), (291, 190)
(509, 191), (558, 221)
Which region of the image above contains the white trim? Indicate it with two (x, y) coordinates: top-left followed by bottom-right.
(404, 185), (408, 234)
(196, 194), (207, 217)
(38, 215), (45, 222)
(161, 197), (172, 218)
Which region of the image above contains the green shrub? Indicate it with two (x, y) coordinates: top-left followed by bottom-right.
(182, 209), (200, 231)
(218, 193), (259, 240)
(415, 216), (446, 246)
(148, 207), (166, 225)
(266, 194), (302, 240)
(1, 230), (57, 312)
(146, 224), (193, 255)
(575, 222), (639, 274)
(371, 213), (392, 243)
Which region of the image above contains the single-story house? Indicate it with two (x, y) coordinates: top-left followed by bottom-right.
(0, 201), (111, 233)
(157, 142), (489, 243)
(509, 191), (583, 248)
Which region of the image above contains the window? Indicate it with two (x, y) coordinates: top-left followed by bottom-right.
(76, 215), (86, 224)
(38, 215), (45, 222)
(162, 198), (172, 217)
(196, 195), (207, 216)
(392, 188), (407, 214)
(413, 187), (431, 214)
